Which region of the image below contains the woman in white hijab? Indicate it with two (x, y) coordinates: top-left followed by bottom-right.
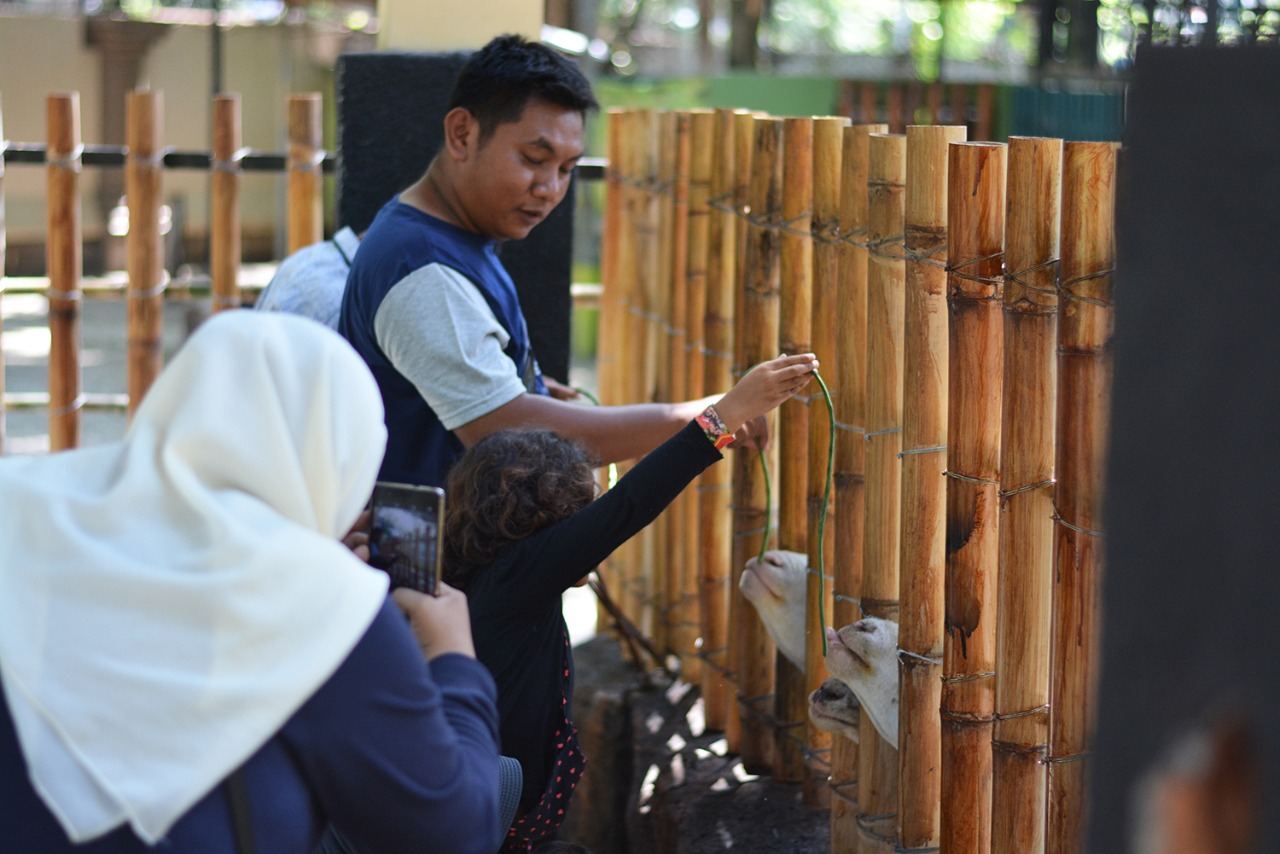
(0, 311), (502, 853)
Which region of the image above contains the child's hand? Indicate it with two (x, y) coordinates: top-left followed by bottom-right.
(714, 353), (818, 436)
(392, 581), (477, 661)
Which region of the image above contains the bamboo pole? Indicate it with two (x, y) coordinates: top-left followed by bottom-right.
(829, 123), (885, 854)
(1045, 141), (1118, 854)
(941, 141), (1006, 854)
(634, 109), (662, 639)
(700, 108), (744, 736)
(211, 94), (242, 314)
(46, 93), (82, 452)
(858, 132), (906, 854)
(898, 123), (967, 853)
(286, 93), (323, 254)
(604, 108), (634, 627)
(992, 136), (1062, 854)
(610, 109), (639, 625)
(0, 96), (7, 455)
(731, 115), (783, 773)
(652, 110), (680, 657)
(773, 115), (814, 784)
(724, 109), (759, 753)
(125, 89), (165, 416)
(665, 110), (699, 676)
(683, 109), (715, 687)
(803, 114), (849, 806)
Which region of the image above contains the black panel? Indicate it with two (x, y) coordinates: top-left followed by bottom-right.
(1092, 44), (1280, 852)
(335, 51), (574, 382)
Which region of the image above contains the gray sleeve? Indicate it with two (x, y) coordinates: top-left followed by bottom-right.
(373, 264), (527, 430)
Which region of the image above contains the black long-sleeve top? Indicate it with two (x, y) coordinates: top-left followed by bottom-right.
(466, 420), (722, 809)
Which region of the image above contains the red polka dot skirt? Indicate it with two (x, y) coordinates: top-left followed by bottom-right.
(500, 628), (585, 853)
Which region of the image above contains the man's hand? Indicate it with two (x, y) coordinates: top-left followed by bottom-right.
(543, 377), (581, 402)
(392, 581), (477, 661)
(730, 414), (770, 451)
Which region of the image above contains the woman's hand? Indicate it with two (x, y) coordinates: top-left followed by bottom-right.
(392, 581), (477, 661)
(343, 509), (372, 562)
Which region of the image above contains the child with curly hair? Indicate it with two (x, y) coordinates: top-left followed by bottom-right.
(442, 352), (818, 852)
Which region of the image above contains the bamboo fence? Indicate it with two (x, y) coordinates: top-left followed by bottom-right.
(858, 132), (907, 854)
(774, 115), (814, 784)
(991, 135), (1062, 854)
(941, 141), (1007, 854)
(803, 114), (849, 806)
(286, 93), (323, 254)
(897, 122), (966, 853)
(1045, 141), (1118, 854)
(681, 109), (715, 685)
(211, 94), (242, 314)
(3, 88), (328, 449)
(45, 92), (82, 452)
(731, 115), (783, 772)
(0, 96), (6, 455)
(697, 107), (741, 735)
(829, 122), (885, 854)
(125, 90), (165, 418)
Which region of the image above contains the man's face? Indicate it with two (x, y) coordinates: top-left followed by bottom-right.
(457, 97), (585, 242)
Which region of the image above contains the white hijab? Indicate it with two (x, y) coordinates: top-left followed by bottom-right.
(0, 311), (391, 844)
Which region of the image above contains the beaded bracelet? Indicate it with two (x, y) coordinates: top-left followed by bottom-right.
(696, 405), (735, 450)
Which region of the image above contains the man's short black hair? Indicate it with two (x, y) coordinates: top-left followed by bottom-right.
(448, 34), (599, 142)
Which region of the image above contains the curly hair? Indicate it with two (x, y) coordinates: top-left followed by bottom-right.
(443, 429), (597, 589)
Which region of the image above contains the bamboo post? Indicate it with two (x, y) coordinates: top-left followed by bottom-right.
(0, 96), (7, 455)
(898, 123), (967, 853)
(701, 108), (745, 737)
(858, 132), (907, 854)
(992, 136), (1062, 854)
(803, 115), (849, 806)
(683, 109), (715, 686)
(211, 94), (242, 314)
(772, 115), (814, 784)
(665, 110), (698, 675)
(634, 109), (662, 638)
(286, 93), (323, 254)
(599, 108), (629, 632)
(724, 109), (759, 753)
(941, 141), (1006, 854)
(125, 89), (165, 415)
(731, 115), (783, 773)
(829, 122), (885, 854)
(651, 110), (680, 656)
(1045, 141), (1118, 854)
(609, 109), (638, 625)
(46, 93), (82, 451)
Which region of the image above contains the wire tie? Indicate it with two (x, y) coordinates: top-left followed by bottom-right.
(993, 703), (1049, 721)
(898, 649), (943, 666)
(835, 420), (867, 434)
(863, 426), (901, 442)
(899, 444), (946, 459)
(47, 144), (84, 171)
(1051, 511), (1105, 539)
(943, 469), (999, 486)
(941, 670), (996, 684)
(1042, 751), (1091, 766)
(45, 287), (83, 302)
(50, 393), (86, 417)
(998, 478), (1055, 501)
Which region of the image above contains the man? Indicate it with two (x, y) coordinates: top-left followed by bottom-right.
(254, 225), (360, 328)
(340, 34), (758, 488)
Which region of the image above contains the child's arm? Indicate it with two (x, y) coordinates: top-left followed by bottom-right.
(513, 353), (818, 596)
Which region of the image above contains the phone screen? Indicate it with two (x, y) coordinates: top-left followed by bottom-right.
(369, 481), (444, 596)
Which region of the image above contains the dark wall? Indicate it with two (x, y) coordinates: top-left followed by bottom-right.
(1092, 44), (1280, 851)
(335, 51), (575, 382)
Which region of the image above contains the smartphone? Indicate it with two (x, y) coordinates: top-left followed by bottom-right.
(369, 481), (445, 596)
